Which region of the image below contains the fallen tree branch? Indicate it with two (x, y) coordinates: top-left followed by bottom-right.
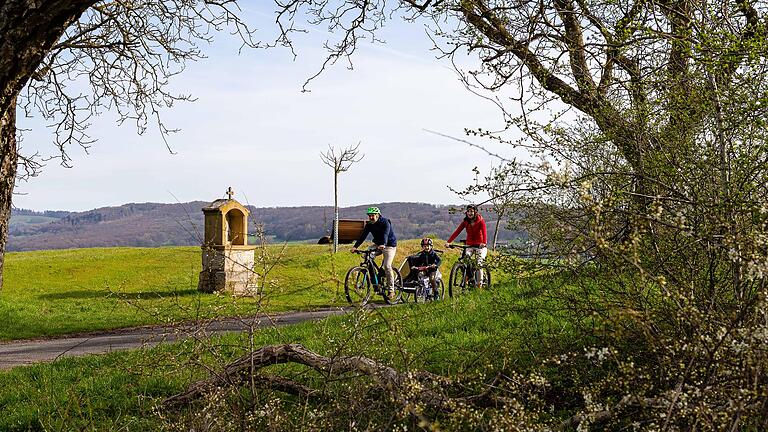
(559, 394), (665, 430)
(163, 343), (511, 413)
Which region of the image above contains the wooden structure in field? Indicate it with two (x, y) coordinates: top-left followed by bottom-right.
(317, 219), (366, 245)
(198, 188), (258, 295)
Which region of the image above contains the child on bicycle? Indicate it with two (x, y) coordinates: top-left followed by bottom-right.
(408, 238), (442, 299)
(445, 204), (488, 286)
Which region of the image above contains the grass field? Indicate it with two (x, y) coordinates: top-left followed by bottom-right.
(0, 279), (566, 431)
(0, 240), (491, 340)
(0, 242), (550, 430)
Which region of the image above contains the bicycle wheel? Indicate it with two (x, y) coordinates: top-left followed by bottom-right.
(481, 268), (492, 289)
(345, 266), (372, 306)
(449, 264), (468, 298)
(401, 282), (417, 303)
(433, 279), (445, 301)
(383, 268), (403, 305)
(410, 284), (425, 303)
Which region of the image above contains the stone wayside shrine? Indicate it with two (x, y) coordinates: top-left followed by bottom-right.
(198, 188), (258, 295)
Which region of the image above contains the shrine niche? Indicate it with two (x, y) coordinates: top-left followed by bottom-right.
(198, 187), (258, 295)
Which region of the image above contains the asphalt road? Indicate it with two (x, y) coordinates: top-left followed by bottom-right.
(0, 307), (353, 370)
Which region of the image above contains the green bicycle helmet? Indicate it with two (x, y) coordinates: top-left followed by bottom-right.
(366, 206), (381, 215)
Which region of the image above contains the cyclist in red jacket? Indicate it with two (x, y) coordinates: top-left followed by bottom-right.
(445, 204), (488, 286)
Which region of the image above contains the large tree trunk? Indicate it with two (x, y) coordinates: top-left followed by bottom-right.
(0, 1), (97, 291)
(0, 100), (17, 291)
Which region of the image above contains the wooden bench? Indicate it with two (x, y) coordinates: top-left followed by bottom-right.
(317, 219), (366, 244)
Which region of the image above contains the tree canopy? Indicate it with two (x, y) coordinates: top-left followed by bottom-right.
(0, 0), (255, 288)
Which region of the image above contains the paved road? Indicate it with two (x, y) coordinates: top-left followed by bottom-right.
(0, 307), (353, 370)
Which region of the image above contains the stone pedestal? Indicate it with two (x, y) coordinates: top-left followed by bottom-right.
(198, 245), (258, 295)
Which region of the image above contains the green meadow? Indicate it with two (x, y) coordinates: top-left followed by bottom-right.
(0, 279), (562, 431)
(0, 241), (548, 430)
(0, 241), (485, 340)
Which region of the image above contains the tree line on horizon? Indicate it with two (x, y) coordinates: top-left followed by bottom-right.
(7, 201), (525, 252)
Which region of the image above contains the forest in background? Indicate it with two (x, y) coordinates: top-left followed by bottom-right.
(8, 202), (524, 251)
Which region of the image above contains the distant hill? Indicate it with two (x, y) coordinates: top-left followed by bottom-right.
(8, 202), (524, 252)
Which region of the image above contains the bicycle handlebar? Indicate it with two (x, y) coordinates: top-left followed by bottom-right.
(351, 247), (380, 261)
(447, 244), (474, 249)
(351, 244), (379, 251)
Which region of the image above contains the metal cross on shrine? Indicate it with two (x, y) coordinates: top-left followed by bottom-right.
(225, 187), (234, 200)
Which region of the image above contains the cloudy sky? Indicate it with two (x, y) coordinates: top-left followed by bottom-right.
(13, 5), (515, 212)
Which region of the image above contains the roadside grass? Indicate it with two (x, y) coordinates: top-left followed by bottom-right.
(0, 276), (570, 431)
(1, 244), (348, 341)
(0, 240), (503, 341)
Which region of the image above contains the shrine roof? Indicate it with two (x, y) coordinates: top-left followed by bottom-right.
(202, 199), (249, 213)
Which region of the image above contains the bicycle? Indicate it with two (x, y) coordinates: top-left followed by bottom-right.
(398, 251), (445, 303)
(345, 246), (403, 306)
(407, 265), (445, 302)
(447, 244), (491, 297)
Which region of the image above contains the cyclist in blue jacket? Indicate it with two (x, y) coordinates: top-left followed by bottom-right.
(351, 206), (398, 299)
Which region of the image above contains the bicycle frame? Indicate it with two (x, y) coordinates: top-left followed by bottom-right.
(356, 250), (386, 293)
(455, 246), (479, 283)
(344, 246), (404, 306)
(448, 244), (490, 297)
(345, 248), (403, 304)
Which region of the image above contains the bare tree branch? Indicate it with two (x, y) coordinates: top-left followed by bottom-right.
(163, 343), (513, 413)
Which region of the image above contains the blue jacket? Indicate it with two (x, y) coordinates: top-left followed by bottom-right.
(354, 216), (397, 248)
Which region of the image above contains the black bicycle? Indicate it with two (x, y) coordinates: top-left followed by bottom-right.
(345, 247), (403, 306)
(447, 244), (491, 297)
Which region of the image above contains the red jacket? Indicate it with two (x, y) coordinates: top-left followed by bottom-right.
(447, 214), (487, 247)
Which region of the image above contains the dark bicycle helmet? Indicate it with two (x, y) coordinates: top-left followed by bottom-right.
(421, 238), (433, 247)
(466, 204), (478, 211)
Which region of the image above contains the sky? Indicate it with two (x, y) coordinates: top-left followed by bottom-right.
(13, 5), (514, 212)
